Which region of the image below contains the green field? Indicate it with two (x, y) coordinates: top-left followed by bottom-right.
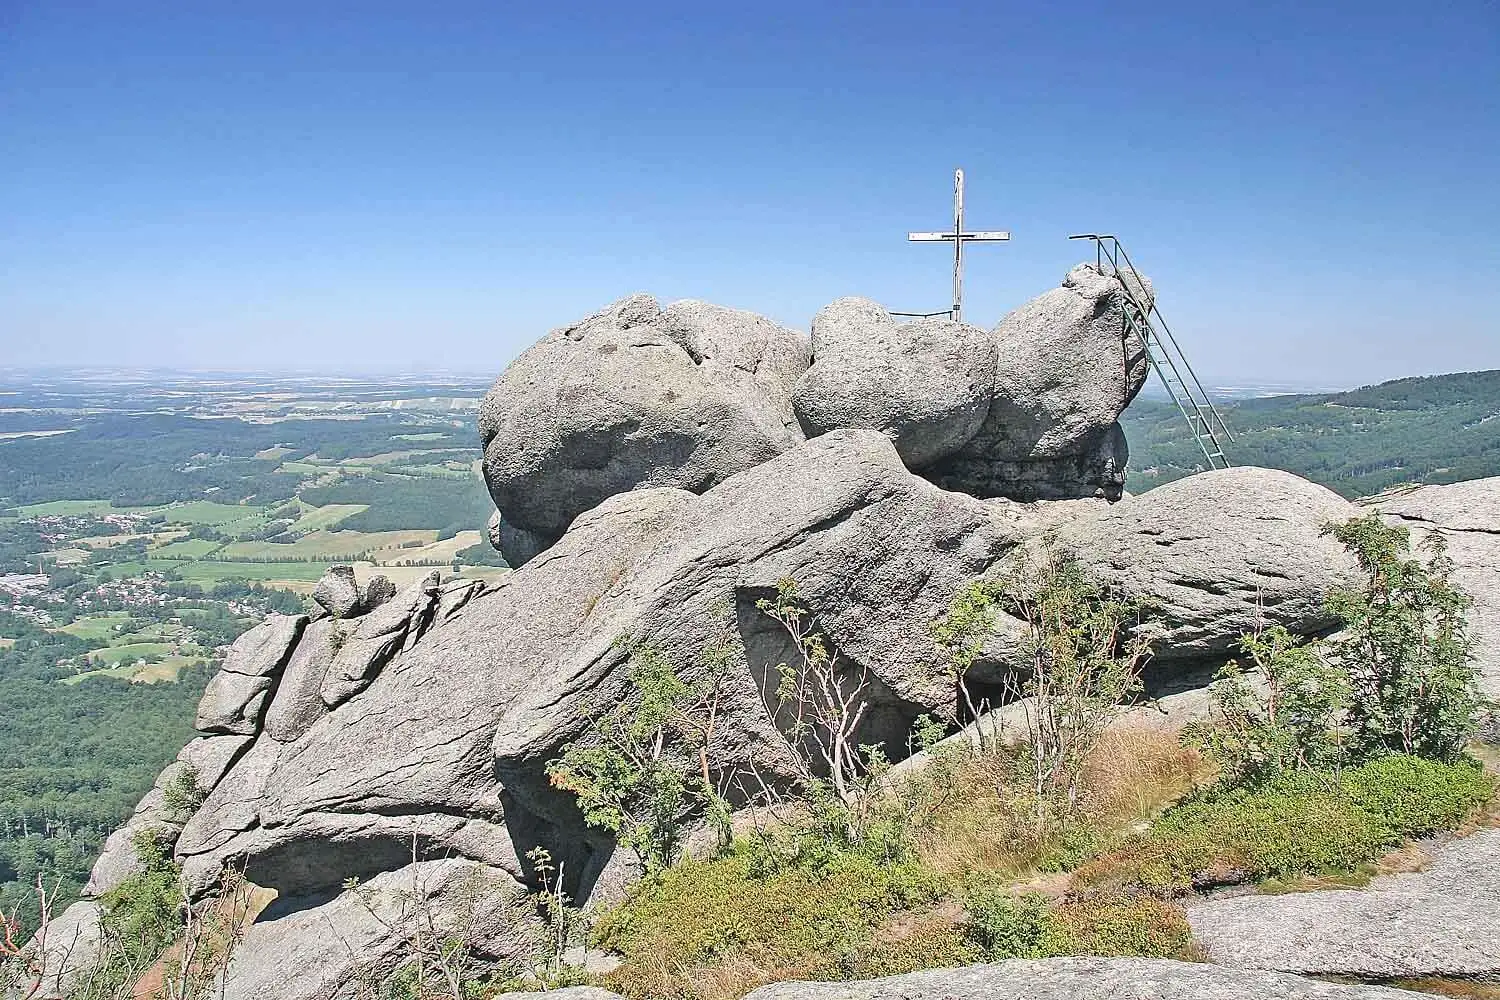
(289, 502), (367, 533)
(124, 559), (335, 584)
(87, 641), (174, 665)
(16, 499), (126, 516)
(62, 655), (199, 685)
(216, 527), (431, 561)
(151, 500), (268, 528)
(60, 613), (133, 641)
(152, 538), (225, 559)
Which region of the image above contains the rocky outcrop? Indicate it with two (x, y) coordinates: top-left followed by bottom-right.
(1370, 477), (1500, 696)
(213, 860), (528, 1000)
(792, 298), (997, 467)
(20, 900), (103, 1000)
(166, 433), (1383, 918)
(478, 294), (810, 565)
(194, 615), (306, 735)
(319, 571), (440, 708)
(312, 565), (361, 618)
(482, 267), (1155, 565)
(1055, 466), (1363, 662)
(929, 264), (1152, 501)
(59, 270), (1500, 998)
(1188, 829), (1500, 980)
(738, 957), (1419, 998)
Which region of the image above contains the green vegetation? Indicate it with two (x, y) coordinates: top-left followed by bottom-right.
(0, 613), (211, 935)
(545, 516), (1497, 999)
(1074, 755), (1493, 898)
(301, 472), (495, 540)
(1123, 370), (1500, 497)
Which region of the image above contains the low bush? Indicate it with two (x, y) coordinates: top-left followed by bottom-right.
(594, 847), (945, 991)
(1073, 754), (1494, 898)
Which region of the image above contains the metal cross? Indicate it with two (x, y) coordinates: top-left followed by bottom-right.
(907, 168), (1010, 324)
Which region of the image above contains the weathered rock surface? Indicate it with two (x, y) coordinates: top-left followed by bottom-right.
(319, 571), (440, 708)
(262, 617), (338, 743)
(172, 435), (1382, 914)
(1370, 476), (1500, 696)
(792, 297), (997, 467)
(361, 573), (397, 612)
(215, 860), (528, 1000)
(1188, 829), (1500, 980)
(195, 614), (307, 735)
(1055, 466), (1362, 661)
(20, 900), (104, 1000)
(479, 294), (810, 564)
(312, 565), (362, 619)
(739, 957), (1419, 998)
(930, 264), (1152, 501)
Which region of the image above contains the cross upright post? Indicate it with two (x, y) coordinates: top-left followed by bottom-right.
(907, 169), (1010, 324)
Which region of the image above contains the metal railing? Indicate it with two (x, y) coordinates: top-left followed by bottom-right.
(1069, 234), (1234, 470)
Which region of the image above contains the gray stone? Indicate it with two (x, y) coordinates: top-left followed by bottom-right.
(740, 958), (1418, 999)
(174, 487), (698, 898)
(215, 860), (531, 1000)
(930, 263), (1152, 501)
(791, 297), (996, 467)
(478, 293), (810, 562)
(195, 614), (307, 735)
(361, 573), (398, 613)
(171, 432), (1029, 898)
(435, 577), (485, 625)
(263, 618), (338, 743)
(16, 900), (104, 1000)
(319, 571), (440, 708)
(1188, 829), (1500, 980)
(312, 565), (361, 619)
(1054, 466), (1362, 662)
(1370, 476), (1500, 697)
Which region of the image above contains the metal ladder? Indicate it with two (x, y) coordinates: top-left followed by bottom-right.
(1069, 234), (1234, 471)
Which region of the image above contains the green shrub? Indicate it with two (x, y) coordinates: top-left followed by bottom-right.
(1055, 897), (1198, 960)
(593, 845), (945, 971)
(1186, 625), (1351, 783)
(836, 919), (983, 979)
(1323, 515), (1484, 761)
(963, 889), (1069, 960)
(1340, 753), (1494, 837)
(1073, 755), (1493, 898)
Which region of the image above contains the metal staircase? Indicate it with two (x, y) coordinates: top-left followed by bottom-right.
(1069, 234), (1234, 471)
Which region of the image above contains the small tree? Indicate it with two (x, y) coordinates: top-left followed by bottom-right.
(1188, 623), (1350, 784)
(1323, 515), (1483, 761)
(1001, 544), (1156, 823)
(756, 578), (871, 807)
(546, 638), (729, 872)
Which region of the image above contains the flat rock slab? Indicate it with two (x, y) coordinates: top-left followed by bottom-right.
(741, 957), (1423, 998)
(1188, 829), (1500, 979)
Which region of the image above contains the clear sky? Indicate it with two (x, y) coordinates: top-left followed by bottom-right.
(2, 0), (1496, 383)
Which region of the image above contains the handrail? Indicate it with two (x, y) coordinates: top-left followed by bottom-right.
(1068, 234), (1234, 469)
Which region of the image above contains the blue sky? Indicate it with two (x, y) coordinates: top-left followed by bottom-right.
(1, 0), (1495, 383)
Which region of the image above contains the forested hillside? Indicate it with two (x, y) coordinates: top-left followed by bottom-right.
(1123, 370), (1500, 498)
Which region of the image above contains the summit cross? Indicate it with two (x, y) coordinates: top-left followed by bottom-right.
(907, 168), (1010, 324)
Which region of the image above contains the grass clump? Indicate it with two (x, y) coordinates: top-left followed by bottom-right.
(1074, 754), (1494, 898)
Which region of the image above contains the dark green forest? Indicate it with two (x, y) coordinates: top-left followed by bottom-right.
(1123, 370), (1500, 497)
(0, 613), (209, 929)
